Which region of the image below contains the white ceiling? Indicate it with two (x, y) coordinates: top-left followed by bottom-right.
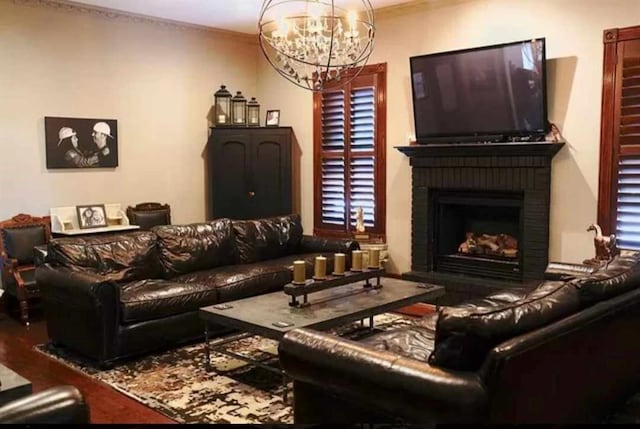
(70, 0), (412, 34)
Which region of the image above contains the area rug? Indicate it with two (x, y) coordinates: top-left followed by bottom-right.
(35, 313), (416, 424)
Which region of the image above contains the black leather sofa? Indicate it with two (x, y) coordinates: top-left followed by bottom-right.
(0, 385), (89, 424)
(279, 252), (640, 424)
(36, 214), (358, 367)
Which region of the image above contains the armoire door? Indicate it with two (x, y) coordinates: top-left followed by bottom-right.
(210, 132), (253, 220)
(251, 131), (292, 219)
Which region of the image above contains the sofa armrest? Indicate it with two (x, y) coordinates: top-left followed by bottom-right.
(279, 328), (488, 423)
(36, 264), (116, 309)
(299, 235), (360, 255)
(36, 264), (118, 364)
(0, 386), (89, 424)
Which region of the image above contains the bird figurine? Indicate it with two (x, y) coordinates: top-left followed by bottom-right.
(583, 223), (617, 265)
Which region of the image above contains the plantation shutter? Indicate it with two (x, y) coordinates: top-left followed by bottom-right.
(598, 27), (640, 249)
(313, 63), (386, 237)
(320, 90), (346, 226)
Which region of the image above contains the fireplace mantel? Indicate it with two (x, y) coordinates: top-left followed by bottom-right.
(396, 141), (564, 160)
(397, 141), (564, 304)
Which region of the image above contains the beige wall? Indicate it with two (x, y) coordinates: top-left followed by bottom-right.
(0, 0), (257, 224)
(256, 0), (640, 273)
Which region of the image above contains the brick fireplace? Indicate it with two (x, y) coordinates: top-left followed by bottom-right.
(397, 142), (564, 304)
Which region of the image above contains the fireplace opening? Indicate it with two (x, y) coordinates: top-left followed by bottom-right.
(431, 190), (523, 281)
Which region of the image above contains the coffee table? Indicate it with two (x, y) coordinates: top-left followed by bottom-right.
(198, 277), (444, 399)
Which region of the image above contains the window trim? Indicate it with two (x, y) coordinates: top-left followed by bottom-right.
(598, 26), (640, 235)
(313, 63), (387, 239)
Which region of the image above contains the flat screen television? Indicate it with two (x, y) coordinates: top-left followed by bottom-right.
(410, 38), (548, 144)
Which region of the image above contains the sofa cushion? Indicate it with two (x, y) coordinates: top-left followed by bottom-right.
(47, 231), (161, 282)
(232, 214), (303, 264)
(119, 279), (218, 323)
(172, 259), (293, 302)
(153, 219), (237, 277)
(429, 281), (580, 371)
(361, 313), (438, 362)
(572, 252), (640, 306)
(2, 225), (47, 265)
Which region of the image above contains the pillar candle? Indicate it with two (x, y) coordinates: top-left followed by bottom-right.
(293, 260), (306, 283)
(314, 256), (327, 279)
(368, 249), (380, 268)
(334, 253), (345, 274)
(351, 250), (363, 271)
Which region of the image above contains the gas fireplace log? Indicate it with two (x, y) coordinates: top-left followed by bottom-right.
(458, 233), (518, 258)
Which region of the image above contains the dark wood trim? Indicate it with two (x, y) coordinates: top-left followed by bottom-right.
(395, 142), (564, 158)
(597, 30), (618, 233)
(313, 63), (387, 236)
(597, 25), (640, 235)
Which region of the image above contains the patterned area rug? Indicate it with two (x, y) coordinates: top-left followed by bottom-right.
(35, 313), (416, 424)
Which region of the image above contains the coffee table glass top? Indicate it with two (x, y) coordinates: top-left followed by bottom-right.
(199, 277), (443, 340)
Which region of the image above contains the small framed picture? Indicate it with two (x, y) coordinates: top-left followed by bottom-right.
(265, 110), (280, 127)
(76, 204), (108, 229)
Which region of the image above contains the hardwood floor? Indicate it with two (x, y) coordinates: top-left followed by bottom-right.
(0, 311), (174, 424)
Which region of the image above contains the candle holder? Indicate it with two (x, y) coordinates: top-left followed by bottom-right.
(332, 253), (346, 276)
(292, 260), (307, 285)
(351, 250), (364, 272)
(368, 249), (381, 269)
(313, 256), (327, 280)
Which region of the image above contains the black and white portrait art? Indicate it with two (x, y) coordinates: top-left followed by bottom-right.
(45, 117), (118, 169)
(76, 204), (107, 229)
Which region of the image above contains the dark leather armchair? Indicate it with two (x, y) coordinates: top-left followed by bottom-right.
(126, 202), (171, 230)
(0, 213), (51, 324)
(0, 385), (89, 424)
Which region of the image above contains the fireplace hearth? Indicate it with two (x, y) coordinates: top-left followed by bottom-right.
(397, 142), (564, 303)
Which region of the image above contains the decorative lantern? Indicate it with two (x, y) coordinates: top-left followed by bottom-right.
(213, 85), (232, 127)
(231, 91), (247, 127)
(247, 97), (260, 127)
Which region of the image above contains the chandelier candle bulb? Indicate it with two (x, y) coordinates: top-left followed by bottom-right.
(368, 249), (380, 269)
(293, 260), (306, 284)
(258, 0), (375, 92)
(351, 250), (363, 271)
(333, 253), (346, 275)
(314, 256), (327, 280)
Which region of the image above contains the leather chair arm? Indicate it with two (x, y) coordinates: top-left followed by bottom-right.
(0, 386), (89, 424)
(35, 264), (117, 309)
(299, 235), (360, 255)
(279, 328), (488, 423)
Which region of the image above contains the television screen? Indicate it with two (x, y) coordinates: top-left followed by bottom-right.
(410, 38), (548, 143)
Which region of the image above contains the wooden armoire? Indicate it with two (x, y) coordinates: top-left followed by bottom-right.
(206, 127), (300, 220)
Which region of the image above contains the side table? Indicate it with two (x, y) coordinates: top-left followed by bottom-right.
(0, 364), (32, 406)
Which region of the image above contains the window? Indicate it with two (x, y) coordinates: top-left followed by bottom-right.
(598, 25), (640, 249)
(313, 63), (386, 238)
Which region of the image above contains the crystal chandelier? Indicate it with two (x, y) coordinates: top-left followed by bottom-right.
(258, 0), (375, 91)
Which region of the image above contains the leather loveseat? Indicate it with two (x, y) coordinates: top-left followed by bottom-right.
(279, 252), (640, 424)
(36, 214), (358, 367)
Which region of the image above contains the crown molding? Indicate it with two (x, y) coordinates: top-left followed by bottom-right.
(10, 0), (258, 44)
(374, 0), (481, 20)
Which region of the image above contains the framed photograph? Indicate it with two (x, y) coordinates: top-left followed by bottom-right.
(76, 204), (108, 229)
(265, 110), (280, 127)
(45, 116), (118, 169)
